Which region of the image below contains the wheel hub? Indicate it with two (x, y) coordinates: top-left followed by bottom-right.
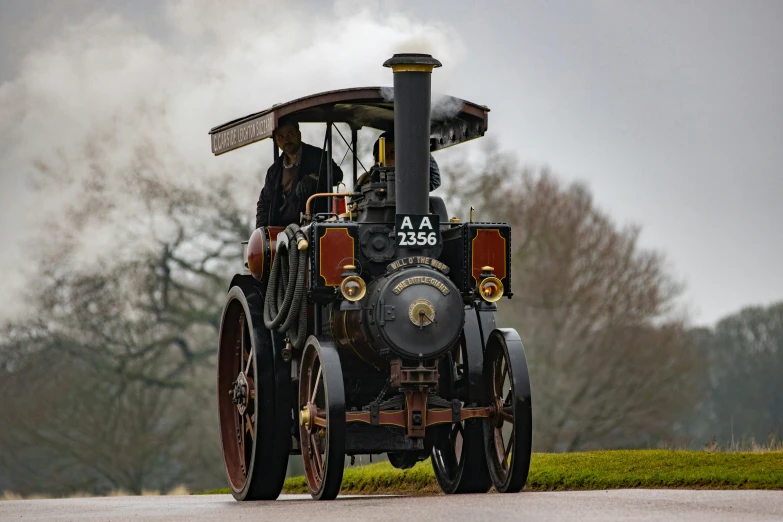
(230, 372), (250, 415)
(300, 403), (316, 431)
(488, 397), (506, 428)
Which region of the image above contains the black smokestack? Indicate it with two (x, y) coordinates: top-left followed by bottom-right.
(383, 54), (442, 219)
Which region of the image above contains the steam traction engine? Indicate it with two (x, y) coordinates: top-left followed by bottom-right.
(212, 54), (532, 500)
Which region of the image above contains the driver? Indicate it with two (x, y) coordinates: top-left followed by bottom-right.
(256, 120), (343, 228)
(363, 131), (441, 191)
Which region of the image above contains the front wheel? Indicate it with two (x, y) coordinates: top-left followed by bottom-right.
(483, 328), (533, 493)
(431, 333), (492, 494)
(299, 336), (346, 500)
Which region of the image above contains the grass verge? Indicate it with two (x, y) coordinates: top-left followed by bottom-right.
(200, 450), (783, 496)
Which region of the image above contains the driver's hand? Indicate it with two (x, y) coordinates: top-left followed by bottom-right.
(295, 173), (319, 198)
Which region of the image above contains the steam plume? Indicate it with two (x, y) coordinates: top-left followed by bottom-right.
(0, 0), (466, 319)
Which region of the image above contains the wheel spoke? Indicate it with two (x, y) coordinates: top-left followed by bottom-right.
(311, 433), (324, 479)
(494, 429), (506, 469)
(311, 366), (322, 404)
(504, 428), (514, 464)
(495, 358), (507, 404)
(244, 348), (253, 376)
(245, 414), (254, 439)
(241, 412), (245, 446)
(237, 410), (246, 475)
(501, 362), (510, 398)
(238, 314), (245, 371)
(453, 422), (465, 459)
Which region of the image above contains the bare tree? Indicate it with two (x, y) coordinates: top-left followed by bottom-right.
(0, 143), (251, 495)
(441, 142), (703, 451)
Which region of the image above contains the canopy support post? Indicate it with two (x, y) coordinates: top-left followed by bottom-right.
(351, 127), (358, 189)
(326, 122), (334, 213)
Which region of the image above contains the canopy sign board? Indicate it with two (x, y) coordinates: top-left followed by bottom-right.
(211, 112), (274, 156)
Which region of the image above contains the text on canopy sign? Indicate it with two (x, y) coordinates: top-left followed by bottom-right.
(211, 112), (275, 155)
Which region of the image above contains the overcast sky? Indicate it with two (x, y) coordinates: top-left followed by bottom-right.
(0, 0), (781, 325)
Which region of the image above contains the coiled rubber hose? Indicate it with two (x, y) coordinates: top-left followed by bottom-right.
(263, 223), (309, 350)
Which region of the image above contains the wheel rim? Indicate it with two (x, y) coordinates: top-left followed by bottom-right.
(217, 299), (256, 491)
(300, 344), (328, 492)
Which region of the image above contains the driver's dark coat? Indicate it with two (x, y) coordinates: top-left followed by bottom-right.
(256, 142), (343, 228)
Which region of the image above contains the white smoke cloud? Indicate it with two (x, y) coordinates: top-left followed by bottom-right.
(431, 93), (466, 121)
(0, 0), (466, 319)
(378, 87), (466, 120)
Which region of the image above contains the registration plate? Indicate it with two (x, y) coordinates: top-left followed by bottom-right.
(395, 214), (441, 249)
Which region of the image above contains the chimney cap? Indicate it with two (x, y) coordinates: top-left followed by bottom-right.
(383, 54), (442, 68)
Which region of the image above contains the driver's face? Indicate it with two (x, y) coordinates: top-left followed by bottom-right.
(274, 125), (302, 155)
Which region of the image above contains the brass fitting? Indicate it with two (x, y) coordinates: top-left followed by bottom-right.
(300, 407), (311, 429)
(378, 137), (386, 166)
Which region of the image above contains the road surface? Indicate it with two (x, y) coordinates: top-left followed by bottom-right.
(2, 490), (782, 521)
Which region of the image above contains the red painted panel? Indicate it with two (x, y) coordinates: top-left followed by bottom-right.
(319, 228), (354, 286)
(471, 228), (507, 284)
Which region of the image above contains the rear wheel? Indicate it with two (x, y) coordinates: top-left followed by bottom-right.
(483, 328), (533, 493)
(299, 336), (346, 500)
(217, 286), (290, 500)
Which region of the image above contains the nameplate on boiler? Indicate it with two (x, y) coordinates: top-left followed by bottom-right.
(387, 256), (450, 274)
(391, 276), (450, 296)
